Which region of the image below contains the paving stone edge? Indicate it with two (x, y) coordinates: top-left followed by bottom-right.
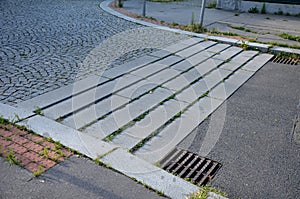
(100, 0), (300, 56)
(0, 102), (220, 199)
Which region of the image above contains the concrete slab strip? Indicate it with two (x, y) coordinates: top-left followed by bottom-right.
(100, 148), (199, 199)
(17, 75), (108, 111)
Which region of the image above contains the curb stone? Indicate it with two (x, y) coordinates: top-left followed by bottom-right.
(0, 102), (219, 199)
(100, 0), (300, 56)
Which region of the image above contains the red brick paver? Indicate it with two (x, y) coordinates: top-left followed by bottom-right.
(0, 123), (73, 176)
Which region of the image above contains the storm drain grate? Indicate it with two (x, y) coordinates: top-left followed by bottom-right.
(271, 56), (299, 65)
(159, 148), (221, 186)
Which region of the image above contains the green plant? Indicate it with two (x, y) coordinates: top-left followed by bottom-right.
(187, 186), (227, 199)
(224, 58), (231, 63)
(191, 12), (195, 25)
(206, 3), (216, 9)
(278, 33), (300, 42)
(6, 148), (22, 166)
(277, 9), (283, 15)
(34, 106), (44, 116)
(33, 165), (44, 177)
(240, 40), (249, 50)
(261, 3), (266, 14)
(39, 147), (49, 158)
(248, 7), (258, 13)
(230, 25), (245, 31)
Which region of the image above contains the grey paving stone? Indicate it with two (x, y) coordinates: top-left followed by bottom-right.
(185, 51), (211, 66)
(162, 42), (193, 54)
(61, 95), (129, 129)
(237, 41), (270, 52)
(212, 46), (243, 61)
(43, 74), (141, 120)
(207, 36), (239, 45)
(117, 80), (159, 99)
(0, 102), (34, 121)
(83, 88), (172, 139)
(180, 37), (204, 45)
(175, 86), (202, 103)
(176, 41), (216, 58)
(242, 53), (274, 72)
(147, 68), (181, 85)
(162, 75), (191, 92)
(171, 59), (194, 72)
(149, 50), (172, 58)
(194, 58), (224, 76)
(130, 63), (168, 78)
(134, 97), (223, 163)
(220, 51), (258, 71)
(112, 99), (186, 149)
(207, 192), (228, 199)
(205, 43), (230, 54)
(18, 115), (118, 159)
(202, 69), (232, 89)
(102, 55), (158, 79)
(100, 148), (199, 199)
(209, 69), (254, 100)
(182, 68), (202, 84)
(270, 46), (300, 55)
(17, 75), (107, 111)
(129, 88), (172, 115)
(156, 55), (183, 66)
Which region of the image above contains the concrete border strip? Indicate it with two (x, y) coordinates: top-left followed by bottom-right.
(100, 0), (300, 56)
(0, 102), (212, 199)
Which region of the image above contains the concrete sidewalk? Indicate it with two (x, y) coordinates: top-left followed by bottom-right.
(122, 0), (300, 46)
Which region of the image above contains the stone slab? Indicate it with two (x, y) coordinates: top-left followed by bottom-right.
(0, 102), (34, 122)
(117, 80), (159, 100)
(83, 88), (172, 139)
(212, 46), (243, 61)
(156, 55), (183, 66)
(271, 46), (300, 55)
(130, 63), (168, 78)
(176, 41), (216, 58)
(61, 95), (129, 129)
(102, 55), (159, 79)
(17, 75), (108, 111)
(242, 53), (273, 72)
(100, 148), (199, 199)
(149, 50), (172, 58)
(43, 74), (141, 120)
(18, 115), (118, 159)
(171, 59), (194, 72)
(134, 97), (223, 163)
(112, 99), (186, 149)
(162, 75), (191, 92)
(220, 51), (258, 71)
(185, 51), (211, 66)
(147, 68), (181, 85)
(209, 69), (254, 100)
(202, 69), (232, 89)
(194, 58), (224, 76)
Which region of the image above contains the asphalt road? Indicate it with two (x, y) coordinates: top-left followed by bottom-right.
(179, 61), (300, 198)
(0, 155), (165, 199)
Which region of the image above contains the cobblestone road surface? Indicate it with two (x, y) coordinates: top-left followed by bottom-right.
(0, 0), (187, 105)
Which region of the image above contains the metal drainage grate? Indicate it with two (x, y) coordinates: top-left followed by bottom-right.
(159, 148), (221, 186)
(271, 56), (299, 65)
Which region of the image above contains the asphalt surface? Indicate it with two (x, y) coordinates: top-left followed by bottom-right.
(0, 155), (165, 199)
(179, 61), (300, 198)
(123, 0), (300, 46)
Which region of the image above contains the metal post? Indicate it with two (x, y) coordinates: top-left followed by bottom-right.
(142, 0), (146, 17)
(199, 0), (206, 27)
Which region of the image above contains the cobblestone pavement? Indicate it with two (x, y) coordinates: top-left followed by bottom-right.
(0, 0), (187, 105)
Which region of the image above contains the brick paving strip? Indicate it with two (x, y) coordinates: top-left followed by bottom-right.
(0, 121), (72, 175)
